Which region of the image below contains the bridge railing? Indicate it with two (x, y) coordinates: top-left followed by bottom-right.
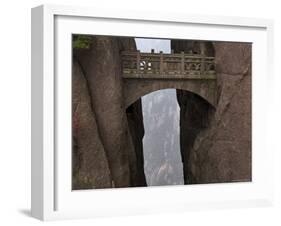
(121, 50), (216, 79)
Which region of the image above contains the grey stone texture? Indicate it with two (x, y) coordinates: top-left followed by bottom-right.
(172, 40), (251, 184)
(72, 60), (112, 189)
(73, 36), (147, 188)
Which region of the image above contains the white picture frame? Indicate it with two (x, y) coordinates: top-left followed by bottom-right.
(31, 4), (274, 221)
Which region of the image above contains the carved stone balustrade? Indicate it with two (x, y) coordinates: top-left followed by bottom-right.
(121, 50), (216, 80)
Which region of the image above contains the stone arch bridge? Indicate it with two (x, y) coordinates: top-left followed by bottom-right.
(121, 50), (217, 107)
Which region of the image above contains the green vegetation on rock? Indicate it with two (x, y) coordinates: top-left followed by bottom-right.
(73, 35), (92, 49)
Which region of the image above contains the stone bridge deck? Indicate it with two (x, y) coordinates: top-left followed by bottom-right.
(121, 50), (217, 108)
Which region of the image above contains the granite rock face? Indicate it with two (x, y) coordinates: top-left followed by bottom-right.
(172, 40), (252, 183)
(72, 60), (112, 189)
(171, 40), (215, 56)
(190, 42), (252, 183)
(126, 99), (147, 186)
(73, 36), (146, 188)
(119, 37), (147, 186)
(171, 40), (216, 183)
(176, 91), (215, 183)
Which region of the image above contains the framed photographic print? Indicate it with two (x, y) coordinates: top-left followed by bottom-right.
(31, 4), (274, 221)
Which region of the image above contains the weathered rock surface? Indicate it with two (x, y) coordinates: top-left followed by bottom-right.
(189, 42), (252, 183)
(119, 37), (147, 186)
(126, 99), (147, 186)
(74, 36), (146, 188)
(72, 60), (112, 189)
(171, 40), (215, 56)
(172, 40), (252, 183)
(171, 40), (216, 183)
(176, 91), (215, 183)
(74, 37), (130, 187)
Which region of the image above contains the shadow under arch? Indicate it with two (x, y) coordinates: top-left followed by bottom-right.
(176, 89), (215, 183)
(170, 39), (216, 184)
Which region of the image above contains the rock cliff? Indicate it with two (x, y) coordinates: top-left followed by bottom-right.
(171, 40), (251, 183)
(72, 60), (112, 189)
(73, 36), (146, 188)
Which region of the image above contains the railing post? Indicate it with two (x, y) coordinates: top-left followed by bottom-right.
(181, 51), (185, 74)
(160, 51), (163, 74)
(201, 55), (205, 75)
(136, 50), (140, 74)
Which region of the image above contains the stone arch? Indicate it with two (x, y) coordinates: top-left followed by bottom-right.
(123, 79), (217, 109)
(126, 86), (216, 185)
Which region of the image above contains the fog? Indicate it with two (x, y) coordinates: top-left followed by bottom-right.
(135, 38), (184, 186)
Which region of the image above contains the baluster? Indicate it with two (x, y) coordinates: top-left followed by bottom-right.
(201, 55), (205, 76)
(160, 51), (163, 75)
(136, 50), (140, 74)
(181, 51), (185, 74)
